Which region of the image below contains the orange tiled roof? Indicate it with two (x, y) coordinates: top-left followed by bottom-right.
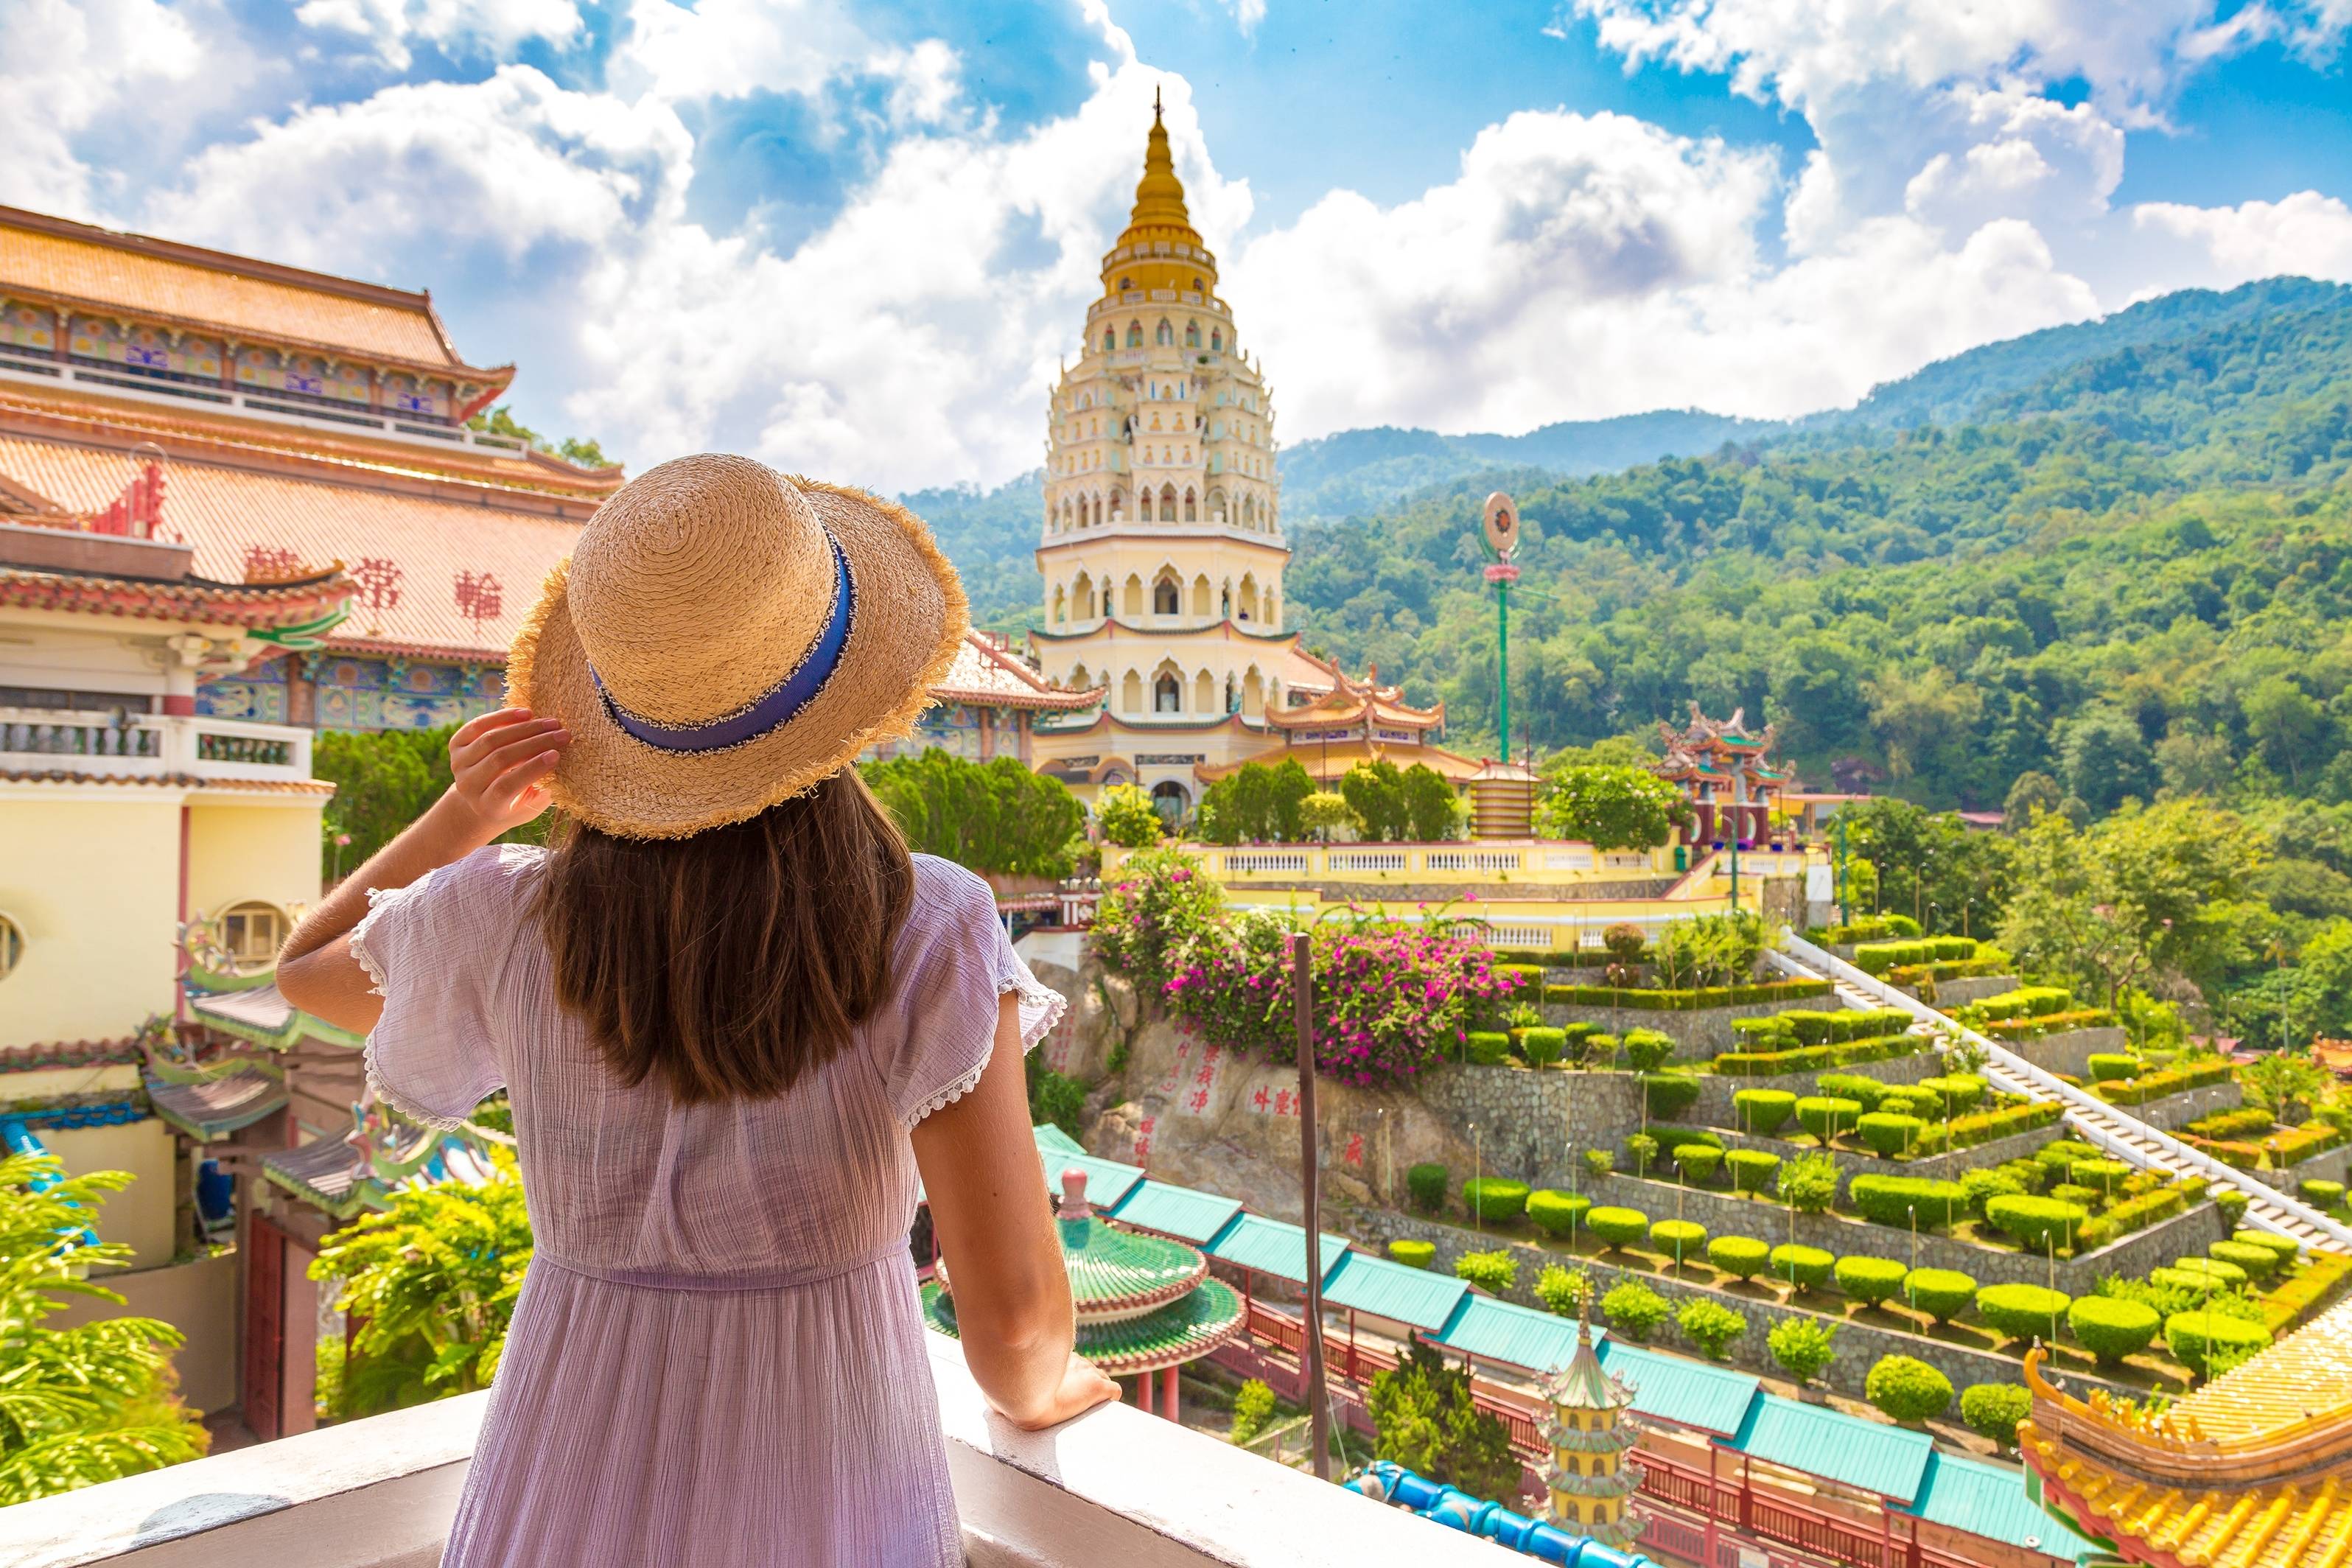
(935, 633), (1099, 710)
(0, 378), (622, 505)
(0, 207), (480, 374)
(0, 768), (336, 795)
(1197, 735), (1483, 784)
(0, 433), (579, 658)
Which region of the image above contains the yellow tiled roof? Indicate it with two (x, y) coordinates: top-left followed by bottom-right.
(2030, 1441), (2352, 1568)
(2176, 1289), (2352, 1443)
(0, 209), (467, 370)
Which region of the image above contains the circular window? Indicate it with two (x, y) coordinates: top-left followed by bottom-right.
(214, 901), (288, 972)
(0, 914), (21, 982)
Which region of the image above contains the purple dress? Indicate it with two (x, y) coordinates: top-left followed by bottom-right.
(351, 845), (1061, 1567)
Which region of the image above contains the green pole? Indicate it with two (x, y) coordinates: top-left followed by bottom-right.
(1497, 576), (1510, 764)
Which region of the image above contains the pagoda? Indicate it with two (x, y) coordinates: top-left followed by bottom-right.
(926, 1168), (1243, 1419)
(1653, 702), (1788, 850)
(1541, 1304), (1643, 1549)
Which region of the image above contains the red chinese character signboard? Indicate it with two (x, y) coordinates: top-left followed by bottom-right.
(1133, 1115), (1155, 1162)
(1344, 1133), (1365, 1167)
(455, 570), (504, 629)
(351, 556), (404, 612)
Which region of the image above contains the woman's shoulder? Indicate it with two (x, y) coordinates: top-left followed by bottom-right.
(434, 841), (549, 903)
(906, 853), (995, 927)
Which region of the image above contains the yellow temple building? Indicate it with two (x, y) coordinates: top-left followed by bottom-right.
(2021, 1293), (2352, 1567)
(1026, 99), (1477, 821)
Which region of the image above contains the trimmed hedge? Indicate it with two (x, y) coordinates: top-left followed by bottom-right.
(1586, 1206), (1650, 1249)
(1651, 1219), (1708, 1264)
(1520, 1026), (1568, 1068)
(1817, 1071), (1897, 1113)
(2068, 1297), (2161, 1365)
(2086, 1054), (2141, 1082)
(1904, 1268), (1976, 1324)
(2174, 1255), (2250, 1287)
(1969, 985), (2072, 1019)
(1771, 1244), (1835, 1289)
(2233, 1230), (2300, 1265)
(2068, 1159), (2131, 1197)
(1984, 1196), (2091, 1252)
(1623, 1029), (1678, 1071)
(1526, 1190), (1592, 1237)
(1858, 1113), (1928, 1157)
(1912, 1075), (1987, 1117)
(2303, 1178), (2346, 1208)
(1854, 936), (1979, 974)
(1733, 1090), (1797, 1136)
(2209, 1239), (2282, 1282)
(1645, 1074), (1702, 1121)
(1387, 1239), (1437, 1270)
(1982, 1007), (2121, 1041)
(1977, 1283), (2072, 1341)
(1673, 1144), (1723, 1183)
(2076, 1179), (2203, 1253)
(1960, 1383), (2031, 1447)
(1707, 1235), (1771, 1279)
(1910, 1099), (2065, 1155)
(1407, 1163), (1449, 1213)
(1726, 1149), (1782, 1194)
(1462, 1177), (1531, 1222)
(1544, 979), (1833, 1009)
(1866, 1354), (1954, 1421)
(1849, 1175), (1969, 1228)
(1712, 1034), (1920, 1077)
(1466, 1031), (1512, 1066)
(1835, 1255), (1910, 1305)
(1796, 1096), (1863, 1141)
(2166, 1312), (2272, 1379)
(2090, 1057), (2235, 1106)
(2149, 1266), (2220, 1295)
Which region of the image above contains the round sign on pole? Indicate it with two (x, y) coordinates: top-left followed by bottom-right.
(1482, 491), (1519, 559)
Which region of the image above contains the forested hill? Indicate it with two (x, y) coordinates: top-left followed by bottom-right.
(1284, 279), (2352, 813)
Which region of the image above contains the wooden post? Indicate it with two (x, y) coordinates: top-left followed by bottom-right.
(1295, 931), (1331, 1480)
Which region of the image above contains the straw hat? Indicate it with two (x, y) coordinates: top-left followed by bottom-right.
(508, 454), (967, 839)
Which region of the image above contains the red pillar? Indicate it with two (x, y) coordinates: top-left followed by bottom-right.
(1161, 1365), (1178, 1420)
(1135, 1372), (1153, 1415)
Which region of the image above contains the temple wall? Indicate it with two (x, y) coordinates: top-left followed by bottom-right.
(51, 1251), (239, 1412)
(0, 794), (179, 1044)
(187, 799), (326, 930)
(41, 1116), (178, 1268)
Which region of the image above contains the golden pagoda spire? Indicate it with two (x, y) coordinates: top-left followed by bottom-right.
(1103, 89), (1216, 294)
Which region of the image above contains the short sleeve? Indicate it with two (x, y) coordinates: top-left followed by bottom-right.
(348, 844), (533, 1130)
(887, 858), (1066, 1127)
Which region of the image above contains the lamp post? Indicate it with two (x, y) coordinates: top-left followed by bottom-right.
(1471, 1122), (1483, 1236)
(1479, 493), (1519, 765)
(1293, 931), (1331, 1481)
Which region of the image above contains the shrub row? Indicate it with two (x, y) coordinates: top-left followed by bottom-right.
(1853, 936), (1979, 975)
(1883, 953), (2014, 987)
(2092, 1058), (2236, 1106)
(1967, 986), (2073, 1020)
(1732, 1007), (1917, 1046)
(2076, 1178), (2206, 1253)
(1807, 914), (1921, 945)
(1909, 1100), (2064, 1156)
(2195, 1120), (2347, 1171)
(1981, 1007), (2121, 1041)
(1542, 979), (1833, 1009)
(1849, 1175), (1968, 1228)
(2188, 1105), (2275, 1140)
(1712, 1034), (1921, 1077)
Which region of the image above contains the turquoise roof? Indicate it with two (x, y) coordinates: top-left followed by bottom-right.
(1320, 1251), (1469, 1331)
(1034, 1124), (1085, 1157)
(1730, 1394), (1933, 1503)
(1042, 1152), (1146, 1212)
(1901, 1454), (2099, 1565)
(1109, 1181), (1245, 1244)
(1432, 1295), (1605, 1375)
(1204, 1211), (1350, 1285)
(1593, 1341), (1762, 1435)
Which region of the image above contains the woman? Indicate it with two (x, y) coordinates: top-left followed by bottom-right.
(279, 455), (1118, 1566)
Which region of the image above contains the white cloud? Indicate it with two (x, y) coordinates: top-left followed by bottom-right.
(293, 0), (584, 71)
(1219, 0), (1270, 37)
(2127, 192), (2352, 291)
(0, 0), (206, 216)
(1230, 109), (2097, 435)
(606, 0), (875, 104)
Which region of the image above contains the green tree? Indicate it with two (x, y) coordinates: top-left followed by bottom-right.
(1535, 763), (1689, 849)
(1195, 758), (1315, 844)
(1340, 760), (1413, 841)
(1365, 1339), (1519, 1499)
(309, 1152), (532, 1418)
(1832, 798), (2011, 936)
(314, 724), (550, 879)
(0, 1154), (206, 1503)
(1399, 763), (1462, 841)
(2057, 707), (2158, 816)
(1300, 790), (1360, 841)
(1096, 784), (1166, 848)
(2243, 676), (2331, 789)
(861, 751), (1085, 875)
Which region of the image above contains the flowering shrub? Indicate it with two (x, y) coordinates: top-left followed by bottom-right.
(1108, 853), (1527, 1088)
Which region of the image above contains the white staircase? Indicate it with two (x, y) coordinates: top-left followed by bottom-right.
(1768, 931), (2352, 1252)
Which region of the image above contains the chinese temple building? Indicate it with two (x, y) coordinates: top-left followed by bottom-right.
(1653, 704), (1790, 850)
(926, 1168), (1243, 1420)
(1543, 1305), (1643, 1550)
(2020, 1299), (2352, 1568)
(1216, 652), (1480, 789)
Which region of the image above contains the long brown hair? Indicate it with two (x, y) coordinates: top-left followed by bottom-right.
(537, 769), (914, 1103)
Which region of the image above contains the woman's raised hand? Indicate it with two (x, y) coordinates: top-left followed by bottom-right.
(444, 707), (570, 840)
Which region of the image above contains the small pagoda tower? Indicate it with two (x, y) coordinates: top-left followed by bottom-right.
(1653, 701), (1788, 850)
(1541, 1303), (1642, 1548)
(927, 1168), (1243, 1419)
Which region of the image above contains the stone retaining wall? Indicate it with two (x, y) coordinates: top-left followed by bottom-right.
(1578, 1171), (2228, 1294)
(1640, 1119), (2065, 1193)
(1337, 1205), (2138, 1404)
(2006, 1026), (2129, 1079)
(2243, 1141), (2352, 1193)
(1414, 1065), (1645, 1186)
(2097, 1079), (2242, 1131)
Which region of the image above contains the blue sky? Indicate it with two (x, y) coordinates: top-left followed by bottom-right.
(5, 0), (2350, 492)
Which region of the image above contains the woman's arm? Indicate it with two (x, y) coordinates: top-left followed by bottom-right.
(277, 708), (568, 1033)
(911, 995), (1120, 1431)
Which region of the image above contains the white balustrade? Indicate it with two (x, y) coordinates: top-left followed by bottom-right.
(0, 707), (312, 784)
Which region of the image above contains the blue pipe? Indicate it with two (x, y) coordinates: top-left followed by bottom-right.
(0, 1117), (99, 1248)
(1344, 1463), (1661, 1568)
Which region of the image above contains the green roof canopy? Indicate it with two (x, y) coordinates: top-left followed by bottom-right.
(1900, 1453), (2099, 1564)
(1729, 1393), (1933, 1503)
(1434, 1295), (1605, 1376)
(1034, 1124), (1084, 1157)
(1107, 1182), (1244, 1245)
(1040, 1152), (1145, 1211)
(1594, 1341), (1761, 1436)
(1320, 1251), (1469, 1332)
(1204, 1212), (1350, 1285)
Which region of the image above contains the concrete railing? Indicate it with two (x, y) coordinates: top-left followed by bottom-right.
(0, 709), (312, 783)
(0, 1333), (1497, 1568)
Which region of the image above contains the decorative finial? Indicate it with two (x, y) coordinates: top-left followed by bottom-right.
(1155, 84), (1163, 122)
(1060, 1166), (1093, 1220)
(1577, 1287), (1593, 1340)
